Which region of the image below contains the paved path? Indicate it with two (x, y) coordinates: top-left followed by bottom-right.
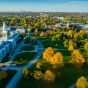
(2, 39), (25, 71)
(68, 84), (75, 88)
(9, 39), (25, 61)
(6, 37), (43, 88)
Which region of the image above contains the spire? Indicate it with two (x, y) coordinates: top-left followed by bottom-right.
(2, 22), (8, 40)
(3, 22), (7, 32)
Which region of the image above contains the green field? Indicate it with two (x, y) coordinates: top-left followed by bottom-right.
(13, 52), (37, 66)
(21, 46), (35, 51)
(16, 38), (88, 88)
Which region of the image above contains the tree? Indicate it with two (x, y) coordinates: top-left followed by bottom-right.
(52, 36), (56, 42)
(43, 70), (55, 82)
(67, 30), (73, 38)
(63, 39), (69, 48)
(79, 30), (86, 39)
(84, 42), (88, 55)
(40, 31), (45, 37)
(69, 50), (85, 68)
(43, 47), (54, 62)
(0, 71), (7, 80)
(36, 62), (42, 69)
(55, 34), (61, 40)
(68, 44), (74, 52)
(76, 76), (88, 88)
(34, 28), (38, 36)
(50, 52), (64, 69)
(33, 70), (43, 80)
(74, 33), (80, 42)
(84, 42), (88, 64)
(22, 68), (32, 79)
(45, 31), (49, 37)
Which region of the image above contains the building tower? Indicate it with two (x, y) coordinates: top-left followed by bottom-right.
(67, 22), (69, 29)
(2, 22), (8, 40)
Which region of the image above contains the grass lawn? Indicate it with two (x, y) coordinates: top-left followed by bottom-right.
(15, 37), (88, 88)
(0, 70), (17, 88)
(13, 52), (37, 66)
(21, 46), (35, 51)
(16, 59), (88, 88)
(42, 39), (67, 49)
(24, 38), (30, 44)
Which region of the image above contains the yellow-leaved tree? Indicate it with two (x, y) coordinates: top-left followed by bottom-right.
(76, 76), (88, 88)
(84, 42), (88, 53)
(33, 70), (43, 80)
(79, 29), (86, 39)
(43, 70), (55, 82)
(36, 62), (42, 69)
(68, 44), (74, 52)
(40, 31), (45, 37)
(67, 30), (73, 38)
(50, 52), (64, 69)
(69, 50), (85, 68)
(43, 47), (54, 62)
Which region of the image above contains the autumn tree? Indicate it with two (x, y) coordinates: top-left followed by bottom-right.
(36, 62), (42, 69)
(33, 70), (43, 80)
(68, 40), (74, 51)
(40, 31), (45, 37)
(43, 47), (54, 62)
(76, 76), (88, 88)
(34, 28), (38, 36)
(43, 70), (55, 82)
(45, 31), (48, 37)
(55, 34), (61, 40)
(0, 71), (8, 80)
(69, 50), (85, 68)
(84, 42), (88, 55)
(52, 36), (56, 42)
(84, 42), (88, 64)
(22, 68), (32, 79)
(68, 44), (74, 52)
(67, 30), (73, 38)
(63, 39), (69, 48)
(74, 33), (80, 42)
(79, 29), (86, 39)
(50, 52), (64, 69)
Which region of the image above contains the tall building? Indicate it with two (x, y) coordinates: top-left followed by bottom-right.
(0, 22), (22, 62)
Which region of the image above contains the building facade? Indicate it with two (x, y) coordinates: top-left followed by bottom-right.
(0, 22), (23, 62)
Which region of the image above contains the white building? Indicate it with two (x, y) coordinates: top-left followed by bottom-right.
(0, 42), (9, 62)
(0, 22), (21, 62)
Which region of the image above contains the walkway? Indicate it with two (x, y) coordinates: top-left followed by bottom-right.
(6, 36), (43, 88)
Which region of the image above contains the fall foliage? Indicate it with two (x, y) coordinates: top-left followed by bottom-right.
(33, 70), (43, 80)
(69, 50), (85, 68)
(50, 52), (64, 68)
(43, 70), (55, 82)
(0, 71), (8, 80)
(76, 76), (88, 88)
(43, 47), (54, 62)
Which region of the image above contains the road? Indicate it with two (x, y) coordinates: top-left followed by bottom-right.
(6, 35), (43, 88)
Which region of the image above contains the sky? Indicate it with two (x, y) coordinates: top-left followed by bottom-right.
(0, 0), (88, 12)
